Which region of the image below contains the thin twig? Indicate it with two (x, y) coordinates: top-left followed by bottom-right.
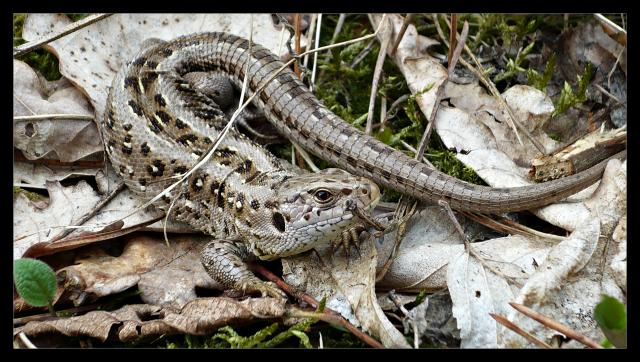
(461, 211), (565, 242)
(310, 14), (323, 92)
(302, 14), (318, 70)
(593, 83), (622, 104)
(594, 14), (627, 36)
(439, 200), (517, 283)
(317, 14), (346, 82)
(379, 96), (387, 127)
(253, 264), (384, 348)
(385, 94), (411, 120)
(14, 114), (94, 122)
(607, 47), (626, 91)
(294, 14), (302, 77)
(509, 303), (604, 349)
(399, 140), (435, 168)
(365, 18), (392, 135)
(388, 289), (421, 349)
(447, 14), (458, 65)
(319, 13), (347, 78)
(390, 14), (413, 56)
(387, 289), (410, 316)
(292, 142), (320, 172)
(490, 313), (552, 348)
(435, 14), (547, 154)
(349, 39), (376, 68)
(14, 13), (113, 57)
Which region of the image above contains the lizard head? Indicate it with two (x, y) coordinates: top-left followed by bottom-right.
(247, 168), (380, 259)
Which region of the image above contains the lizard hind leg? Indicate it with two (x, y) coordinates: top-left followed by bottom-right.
(200, 239), (287, 299)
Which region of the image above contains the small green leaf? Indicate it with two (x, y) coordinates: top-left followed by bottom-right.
(594, 295), (627, 348)
(601, 338), (614, 348)
(13, 258), (57, 307)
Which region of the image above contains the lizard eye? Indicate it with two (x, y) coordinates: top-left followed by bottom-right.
(313, 189), (333, 203)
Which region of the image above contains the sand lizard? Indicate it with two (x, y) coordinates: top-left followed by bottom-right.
(103, 32), (621, 297)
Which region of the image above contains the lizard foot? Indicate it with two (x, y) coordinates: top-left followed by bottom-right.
(330, 223), (368, 259)
(239, 279), (288, 300)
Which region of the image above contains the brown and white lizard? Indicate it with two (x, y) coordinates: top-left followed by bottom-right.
(103, 32), (623, 298)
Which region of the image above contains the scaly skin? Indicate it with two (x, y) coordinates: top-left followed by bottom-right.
(113, 32), (623, 213)
(104, 32), (621, 296)
(103, 36), (380, 298)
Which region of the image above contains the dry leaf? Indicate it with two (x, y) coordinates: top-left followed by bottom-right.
(282, 236), (410, 348)
(16, 297), (286, 344)
(57, 235), (221, 308)
(441, 83), (559, 166)
(14, 180), (101, 259)
(13, 60), (100, 162)
(560, 20), (626, 78)
(497, 160), (626, 348)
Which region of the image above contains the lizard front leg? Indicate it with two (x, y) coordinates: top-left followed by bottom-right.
(200, 239), (286, 299)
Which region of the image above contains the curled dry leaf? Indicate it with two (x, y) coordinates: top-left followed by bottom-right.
(376, 207), (475, 292)
(22, 13), (297, 119)
(57, 235), (221, 309)
(16, 297), (286, 344)
(282, 237), (411, 348)
(498, 160), (626, 348)
(14, 180), (101, 260)
(13, 60), (100, 162)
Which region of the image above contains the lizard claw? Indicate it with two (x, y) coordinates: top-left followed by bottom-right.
(330, 223), (367, 260)
(241, 280), (287, 300)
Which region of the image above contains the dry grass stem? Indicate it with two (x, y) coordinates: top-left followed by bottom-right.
(490, 313), (552, 348)
(509, 303), (604, 349)
(390, 13), (413, 56)
(366, 17), (392, 135)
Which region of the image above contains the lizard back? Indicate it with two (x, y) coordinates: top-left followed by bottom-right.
(105, 32), (622, 215)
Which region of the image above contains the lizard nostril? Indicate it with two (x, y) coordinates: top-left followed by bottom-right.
(361, 188), (368, 195)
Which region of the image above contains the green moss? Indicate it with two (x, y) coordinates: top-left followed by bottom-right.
(13, 13), (62, 81)
(527, 53), (556, 91)
(67, 13), (88, 22)
(552, 62), (593, 117)
(493, 41), (536, 83)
